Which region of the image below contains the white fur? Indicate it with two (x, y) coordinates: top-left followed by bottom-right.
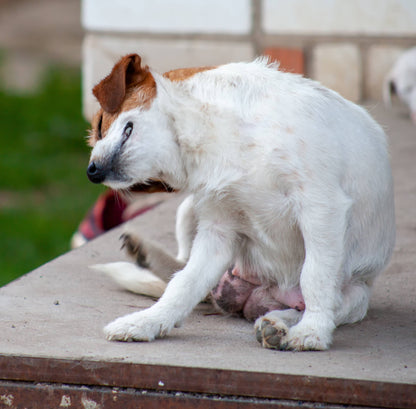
(90, 59), (395, 350)
(384, 47), (416, 123)
(90, 262), (166, 298)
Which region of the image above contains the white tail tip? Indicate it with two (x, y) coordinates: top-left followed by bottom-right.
(90, 262), (167, 298)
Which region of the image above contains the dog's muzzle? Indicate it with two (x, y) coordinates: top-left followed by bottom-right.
(87, 161), (107, 184)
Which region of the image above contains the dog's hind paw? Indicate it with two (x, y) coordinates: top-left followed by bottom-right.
(120, 232), (150, 269)
(254, 317), (289, 350)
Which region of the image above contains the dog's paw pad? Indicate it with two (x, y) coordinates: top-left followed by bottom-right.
(255, 318), (288, 350)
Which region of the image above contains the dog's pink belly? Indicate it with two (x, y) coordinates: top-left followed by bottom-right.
(211, 267), (305, 321)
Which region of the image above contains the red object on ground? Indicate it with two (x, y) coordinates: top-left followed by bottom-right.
(75, 190), (160, 244)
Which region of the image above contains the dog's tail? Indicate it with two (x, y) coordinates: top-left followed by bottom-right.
(90, 262), (167, 298)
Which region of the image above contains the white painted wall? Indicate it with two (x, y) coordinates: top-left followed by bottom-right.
(82, 0), (252, 34)
(81, 0), (416, 117)
(263, 0), (416, 36)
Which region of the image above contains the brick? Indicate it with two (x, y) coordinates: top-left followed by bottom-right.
(263, 47), (304, 75)
(82, 34), (255, 120)
(311, 43), (361, 102)
(82, 0), (251, 34)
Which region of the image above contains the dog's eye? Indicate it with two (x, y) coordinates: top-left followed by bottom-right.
(123, 122), (133, 138)
(121, 122), (133, 147)
(97, 115), (103, 140)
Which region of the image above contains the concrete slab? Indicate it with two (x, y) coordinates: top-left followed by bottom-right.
(0, 103), (415, 408)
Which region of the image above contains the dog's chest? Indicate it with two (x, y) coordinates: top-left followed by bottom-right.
(235, 205), (305, 287)
(198, 190), (305, 287)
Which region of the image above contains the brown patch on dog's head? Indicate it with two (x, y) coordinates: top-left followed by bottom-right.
(93, 53), (155, 113)
(163, 66), (216, 82)
(88, 54), (157, 147)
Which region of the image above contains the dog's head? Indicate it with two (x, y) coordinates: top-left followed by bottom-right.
(86, 54), (180, 192)
(384, 47), (416, 124)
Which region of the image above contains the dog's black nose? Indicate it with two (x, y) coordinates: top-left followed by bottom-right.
(87, 161), (106, 184)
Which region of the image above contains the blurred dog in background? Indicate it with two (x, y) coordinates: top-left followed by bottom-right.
(384, 47), (416, 123)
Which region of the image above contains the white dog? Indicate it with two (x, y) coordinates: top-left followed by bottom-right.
(87, 54), (395, 351)
(384, 47), (416, 123)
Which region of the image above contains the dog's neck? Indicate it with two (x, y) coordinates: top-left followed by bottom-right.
(155, 79), (235, 194)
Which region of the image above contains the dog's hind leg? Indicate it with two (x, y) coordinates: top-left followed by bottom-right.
(121, 233), (185, 283)
(334, 281), (371, 326)
(121, 195), (197, 283)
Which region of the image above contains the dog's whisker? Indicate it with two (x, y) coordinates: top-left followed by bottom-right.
(123, 189), (134, 202)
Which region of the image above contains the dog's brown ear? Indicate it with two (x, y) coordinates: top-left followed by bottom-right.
(93, 54), (149, 114)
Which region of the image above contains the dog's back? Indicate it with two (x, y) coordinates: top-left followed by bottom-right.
(161, 59), (395, 285)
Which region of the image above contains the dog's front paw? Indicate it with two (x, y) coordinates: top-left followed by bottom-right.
(285, 321), (332, 351)
(254, 316), (289, 350)
(104, 310), (171, 342)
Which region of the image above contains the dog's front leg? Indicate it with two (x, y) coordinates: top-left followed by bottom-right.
(285, 193), (351, 351)
(175, 195), (197, 263)
(104, 225), (235, 342)
(276, 191), (351, 350)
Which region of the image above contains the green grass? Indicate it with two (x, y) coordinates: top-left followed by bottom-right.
(0, 64), (104, 286)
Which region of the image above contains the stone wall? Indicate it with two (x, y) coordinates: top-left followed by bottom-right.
(82, 0), (416, 119)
